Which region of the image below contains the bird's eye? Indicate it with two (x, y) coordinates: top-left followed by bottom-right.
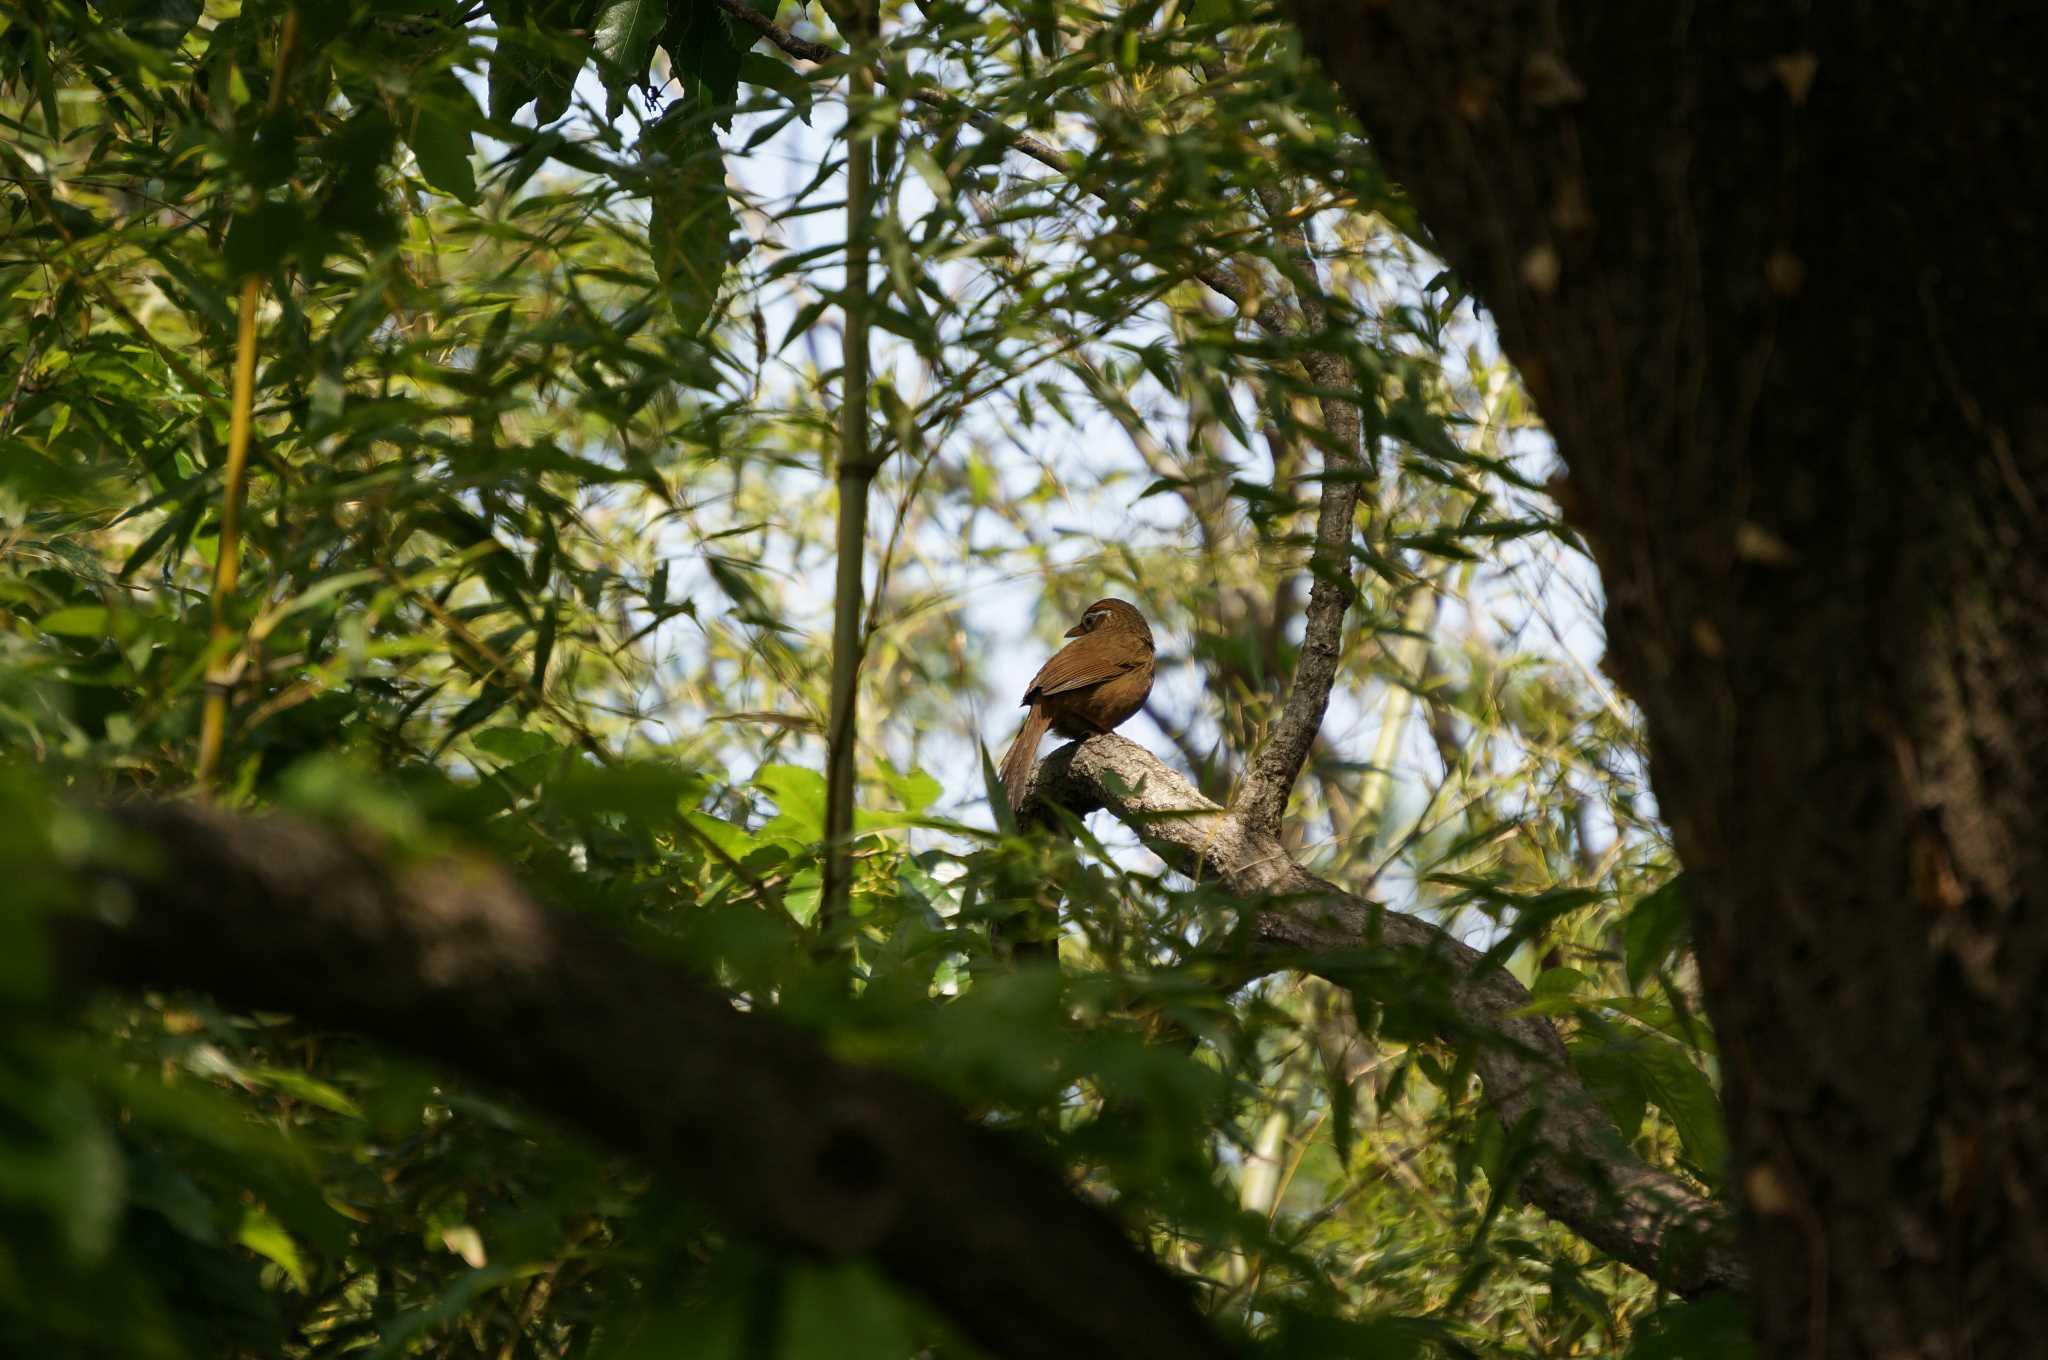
(1084, 610), (1109, 630)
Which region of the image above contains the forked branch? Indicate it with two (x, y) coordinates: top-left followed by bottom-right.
(1031, 734), (1747, 1295)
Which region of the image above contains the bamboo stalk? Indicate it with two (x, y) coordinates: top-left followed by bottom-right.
(818, 0), (880, 940)
(196, 7), (296, 786)
(195, 276), (263, 784)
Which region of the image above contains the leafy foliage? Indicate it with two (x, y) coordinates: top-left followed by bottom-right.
(0, 0), (1735, 1355)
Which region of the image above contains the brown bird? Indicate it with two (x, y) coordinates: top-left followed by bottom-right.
(999, 598), (1156, 813)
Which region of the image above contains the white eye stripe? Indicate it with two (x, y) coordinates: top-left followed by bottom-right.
(1084, 609), (1111, 629)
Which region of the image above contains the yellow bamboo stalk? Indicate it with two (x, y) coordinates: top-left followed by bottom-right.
(195, 9), (295, 785)
(195, 276), (263, 785)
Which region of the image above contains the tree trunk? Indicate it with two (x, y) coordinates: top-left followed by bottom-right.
(1286, 5), (2048, 1356)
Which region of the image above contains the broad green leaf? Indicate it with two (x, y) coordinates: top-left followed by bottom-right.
(783, 1263), (919, 1360)
(1572, 1026), (1726, 1180)
(407, 107), (479, 204)
(682, 809), (759, 862)
(906, 144), (953, 200)
(473, 726), (555, 763)
(594, 0), (667, 118)
(237, 1205), (308, 1290)
(92, 0), (202, 48)
(754, 763), (826, 841)
(1633, 1037), (1727, 1180)
(556, 760), (707, 821)
(1624, 875), (1690, 991)
(0, 1072), (124, 1261)
(642, 106), (736, 336)
(882, 764), (942, 815)
(979, 742), (1017, 836)
(245, 1067), (363, 1119)
(1566, 1034), (1647, 1144)
(737, 51), (812, 123)
(224, 198), (311, 276)
(36, 605), (112, 637)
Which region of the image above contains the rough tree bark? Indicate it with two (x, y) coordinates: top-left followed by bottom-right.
(1282, 5), (2048, 1356)
(62, 803), (1232, 1360)
(1033, 735), (1745, 1294)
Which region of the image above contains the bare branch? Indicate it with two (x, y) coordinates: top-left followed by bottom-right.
(1232, 199), (1369, 834)
(712, 0), (838, 62)
(59, 803), (1234, 1360)
(1033, 735), (1746, 1296)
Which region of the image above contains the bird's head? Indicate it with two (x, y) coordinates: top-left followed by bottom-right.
(1064, 598), (1153, 644)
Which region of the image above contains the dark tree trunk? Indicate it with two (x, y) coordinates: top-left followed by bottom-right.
(1285, 5), (2048, 1356)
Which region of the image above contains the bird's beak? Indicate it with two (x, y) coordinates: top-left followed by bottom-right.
(1063, 622), (1086, 638)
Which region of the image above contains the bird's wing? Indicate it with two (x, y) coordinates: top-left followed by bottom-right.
(1024, 646), (1143, 701)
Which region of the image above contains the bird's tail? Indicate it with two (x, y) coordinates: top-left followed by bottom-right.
(999, 706), (1052, 814)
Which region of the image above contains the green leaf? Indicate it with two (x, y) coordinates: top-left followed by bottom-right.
(1566, 1034), (1646, 1144)
(906, 143), (952, 199)
(484, 1), (541, 124)
(362, 1266), (515, 1360)
(237, 1205), (308, 1290)
(783, 1262), (919, 1360)
(1572, 1026), (1726, 1180)
(738, 51), (812, 123)
(778, 294), (831, 355)
(1633, 1037), (1727, 1181)
(473, 726), (555, 762)
(682, 809), (759, 862)
(407, 108), (479, 204)
(1624, 875), (1690, 991)
(35, 605), (112, 637)
(979, 742), (1017, 836)
(882, 764), (941, 815)
(93, 0), (203, 47)
(594, 0), (668, 118)
(643, 107), (736, 336)
(224, 198), (311, 277)
(245, 1067), (364, 1119)
(754, 763), (826, 842)
(0, 1071), (124, 1261)
(556, 760), (706, 822)
(487, 61), (536, 124)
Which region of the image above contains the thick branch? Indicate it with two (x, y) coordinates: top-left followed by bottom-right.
(1283, 7), (2048, 1354)
(58, 803), (1233, 1360)
(1033, 735), (1746, 1295)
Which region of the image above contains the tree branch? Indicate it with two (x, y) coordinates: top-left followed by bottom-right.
(57, 803), (1234, 1360)
(1231, 201), (1368, 835)
(1031, 735), (1747, 1296)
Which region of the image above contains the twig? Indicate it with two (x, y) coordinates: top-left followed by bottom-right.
(710, 0), (1291, 328)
